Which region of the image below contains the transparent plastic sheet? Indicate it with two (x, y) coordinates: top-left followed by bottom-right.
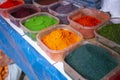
(0, 16), (67, 80)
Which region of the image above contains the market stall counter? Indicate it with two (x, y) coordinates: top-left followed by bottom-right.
(0, 16), (68, 80)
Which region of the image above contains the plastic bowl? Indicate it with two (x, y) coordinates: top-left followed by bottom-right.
(68, 8), (110, 39)
(37, 24), (83, 62)
(63, 40), (120, 80)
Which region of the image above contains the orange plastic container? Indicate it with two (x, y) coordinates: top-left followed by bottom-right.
(68, 8), (110, 39)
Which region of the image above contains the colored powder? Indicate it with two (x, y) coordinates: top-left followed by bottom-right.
(0, 0), (23, 8)
(74, 16), (101, 27)
(109, 70), (120, 80)
(23, 15), (58, 31)
(65, 44), (118, 80)
(35, 0), (58, 5)
(11, 7), (38, 18)
(41, 29), (80, 50)
(97, 24), (120, 45)
(55, 3), (78, 14)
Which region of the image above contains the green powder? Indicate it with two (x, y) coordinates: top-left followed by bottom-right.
(65, 44), (118, 80)
(97, 24), (120, 45)
(23, 15), (58, 31)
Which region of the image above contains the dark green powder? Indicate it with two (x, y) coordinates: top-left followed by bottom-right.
(97, 24), (120, 45)
(65, 44), (118, 80)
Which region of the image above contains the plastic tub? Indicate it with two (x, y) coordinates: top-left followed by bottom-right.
(37, 24), (83, 62)
(0, 0), (24, 18)
(20, 12), (59, 40)
(7, 4), (40, 27)
(63, 40), (120, 80)
(95, 18), (120, 54)
(68, 8), (110, 39)
(48, 1), (80, 24)
(33, 0), (59, 12)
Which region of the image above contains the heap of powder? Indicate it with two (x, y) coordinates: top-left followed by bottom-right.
(73, 16), (101, 27)
(55, 3), (77, 14)
(23, 15), (58, 31)
(41, 28), (81, 50)
(11, 7), (38, 18)
(65, 44), (118, 80)
(0, 0), (23, 8)
(97, 24), (120, 45)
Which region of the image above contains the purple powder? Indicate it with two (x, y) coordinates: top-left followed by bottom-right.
(11, 7), (38, 18)
(55, 3), (78, 14)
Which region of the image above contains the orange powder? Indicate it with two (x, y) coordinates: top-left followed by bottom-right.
(41, 28), (80, 50)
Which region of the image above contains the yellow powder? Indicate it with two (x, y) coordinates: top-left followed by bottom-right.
(41, 28), (81, 50)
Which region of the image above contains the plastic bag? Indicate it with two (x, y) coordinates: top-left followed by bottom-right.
(101, 0), (120, 17)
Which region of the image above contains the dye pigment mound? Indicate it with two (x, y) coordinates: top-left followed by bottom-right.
(0, 0), (23, 8)
(73, 16), (101, 27)
(23, 15), (58, 31)
(97, 24), (120, 45)
(65, 44), (118, 80)
(55, 3), (77, 14)
(41, 28), (81, 50)
(11, 7), (38, 18)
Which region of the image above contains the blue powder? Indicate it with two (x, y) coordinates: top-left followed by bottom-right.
(65, 44), (118, 80)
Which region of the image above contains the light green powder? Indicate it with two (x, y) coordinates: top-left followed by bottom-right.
(23, 15), (58, 31)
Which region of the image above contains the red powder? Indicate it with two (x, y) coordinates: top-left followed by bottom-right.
(74, 16), (101, 27)
(0, 0), (23, 8)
